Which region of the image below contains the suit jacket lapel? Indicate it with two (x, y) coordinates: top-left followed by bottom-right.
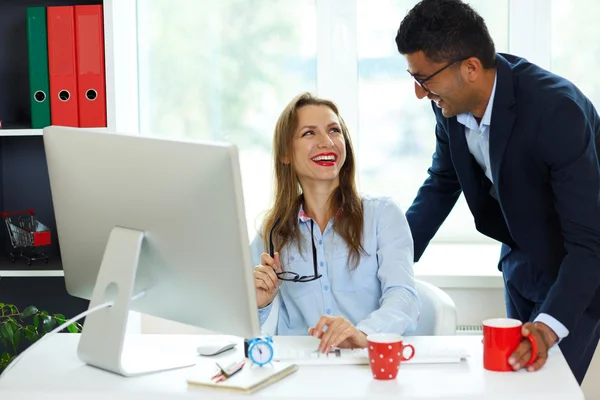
(489, 54), (516, 188)
(447, 117), (484, 197)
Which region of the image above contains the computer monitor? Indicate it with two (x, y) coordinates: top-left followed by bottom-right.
(42, 126), (261, 377)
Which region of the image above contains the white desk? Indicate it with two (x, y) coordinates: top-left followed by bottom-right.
(0, 334), (583, 399)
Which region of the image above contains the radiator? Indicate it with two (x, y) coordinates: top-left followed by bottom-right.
(456, 324), (483, 335)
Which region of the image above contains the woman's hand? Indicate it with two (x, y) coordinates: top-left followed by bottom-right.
(308, 316), (368, 353)
(253, 252), (281, 308)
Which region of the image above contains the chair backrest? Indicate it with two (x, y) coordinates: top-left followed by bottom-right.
(260, 279), (458, 336)
(412, 279), (457, 336)
(260, 294), (280, 336)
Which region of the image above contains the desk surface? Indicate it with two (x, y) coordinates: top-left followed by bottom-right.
(0, 334), (583, 399)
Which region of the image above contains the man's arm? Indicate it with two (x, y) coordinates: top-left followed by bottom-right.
(406, 103), (462, 261)
(537, 97), (600, 334)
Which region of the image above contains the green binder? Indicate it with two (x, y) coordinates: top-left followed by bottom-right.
(26, 7), (51, 129)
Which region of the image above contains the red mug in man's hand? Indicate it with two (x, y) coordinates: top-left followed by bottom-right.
(483, 318), (537, 371)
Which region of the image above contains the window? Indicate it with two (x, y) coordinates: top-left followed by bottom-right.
(137, 0), (317, 236)
(550, 0), (600, 107)
(355, 0), (508, 242)
(136, 0), (509, 242)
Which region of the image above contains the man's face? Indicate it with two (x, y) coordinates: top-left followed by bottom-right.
(405, 51), (474, 118)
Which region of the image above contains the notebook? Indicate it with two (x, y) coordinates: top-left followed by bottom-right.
(187, 360), (298, 394)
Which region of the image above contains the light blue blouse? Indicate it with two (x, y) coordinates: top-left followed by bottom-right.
(250, 195), (421, 336)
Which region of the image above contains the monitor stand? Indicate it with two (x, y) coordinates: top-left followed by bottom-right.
(76, 226), (196, 377)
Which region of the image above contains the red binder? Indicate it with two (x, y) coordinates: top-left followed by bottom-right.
(75, 5), (107, 128)
(47, 6), (79, 127)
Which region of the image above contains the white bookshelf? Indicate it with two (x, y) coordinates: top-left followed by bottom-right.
(0, 129), (42, 136)
(0, 0), (139, 276)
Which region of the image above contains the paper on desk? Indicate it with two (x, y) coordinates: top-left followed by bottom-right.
(187, 361), (298, 394)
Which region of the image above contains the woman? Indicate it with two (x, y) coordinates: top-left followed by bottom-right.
(250, 92), (420, 353)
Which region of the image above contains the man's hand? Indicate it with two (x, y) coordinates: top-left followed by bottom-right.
(508, 321), (558, 372)
(308, 316), (368, 353)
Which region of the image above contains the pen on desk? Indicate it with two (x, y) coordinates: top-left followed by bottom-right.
(212, 360), (245, 383)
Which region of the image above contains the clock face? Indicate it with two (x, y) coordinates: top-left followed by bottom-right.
(250, 341), (273, 365)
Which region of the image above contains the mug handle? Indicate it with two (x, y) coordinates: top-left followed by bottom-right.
(524, 333), (538, 367)
(400, 343), (415, 361)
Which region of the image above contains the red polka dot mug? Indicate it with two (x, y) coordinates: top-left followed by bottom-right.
(366, 333), (415, 380)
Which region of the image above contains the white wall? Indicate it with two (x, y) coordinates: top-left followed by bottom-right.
(443, 288), (505, 326)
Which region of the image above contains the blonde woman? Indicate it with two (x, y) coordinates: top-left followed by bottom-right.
(250, 93), (421, 353)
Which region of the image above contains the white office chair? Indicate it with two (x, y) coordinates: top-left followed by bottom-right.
(260, 279), (458, 337)
(411, 279), (457, 336)
(260, 293), (281, 336)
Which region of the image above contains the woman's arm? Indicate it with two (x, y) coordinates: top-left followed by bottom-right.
(356, 198), (422, 335)
(249, 232), (274, 325)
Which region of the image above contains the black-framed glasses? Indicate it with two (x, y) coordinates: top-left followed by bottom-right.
(407, 58), (467, 93)
(269, 217), (322, 283)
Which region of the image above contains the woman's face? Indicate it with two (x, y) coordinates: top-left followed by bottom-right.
(289, 105), (346, 186)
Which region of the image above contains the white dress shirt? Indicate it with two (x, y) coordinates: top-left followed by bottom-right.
(456, 74), (569, 341)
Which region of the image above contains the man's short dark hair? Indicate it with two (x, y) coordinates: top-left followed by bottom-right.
(395, 0), (496, 69)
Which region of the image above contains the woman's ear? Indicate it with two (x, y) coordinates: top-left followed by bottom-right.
(280, 154), (290, 164)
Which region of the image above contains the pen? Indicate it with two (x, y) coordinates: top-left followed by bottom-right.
(211, 360), (245, 382)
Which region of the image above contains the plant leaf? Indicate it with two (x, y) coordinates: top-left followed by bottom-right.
(21, 306), (38, 318)
(12, 329), (21, 351)
(33, 315), (39, 330)
(41, 316), (52, 333)
(67, 324), (79, 334)
(24, 326), (37, 342)
(9, 305), (17, 315)
(0, 352), (12, 375)
(55, 314), (67, 326)
(7, 319), (19, 350)
(1, 322), (14, 344)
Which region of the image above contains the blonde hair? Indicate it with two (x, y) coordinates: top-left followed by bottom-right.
(262, 92), (365, 269)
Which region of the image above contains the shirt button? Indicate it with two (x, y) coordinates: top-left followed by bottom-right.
(324, 285), (329, 291)
(290, 256), (295, 261)
(319, 261), (324, 267)
(326, 309), (332, 315)
(319, 240), (322, 245)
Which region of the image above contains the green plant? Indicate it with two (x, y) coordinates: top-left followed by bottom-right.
(0, 303), (82, 373)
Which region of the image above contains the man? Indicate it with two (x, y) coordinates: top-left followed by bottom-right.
(396, 0), (600, 385)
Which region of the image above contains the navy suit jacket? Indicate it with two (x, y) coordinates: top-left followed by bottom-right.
(406, 53), (600, 333)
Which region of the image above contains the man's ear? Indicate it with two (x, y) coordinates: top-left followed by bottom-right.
(463, 57), (482, 83)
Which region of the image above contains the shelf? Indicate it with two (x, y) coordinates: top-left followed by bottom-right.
(0, 257), (62, 272)
(0, 270), (63, 277)
(0, 129), (42, 136)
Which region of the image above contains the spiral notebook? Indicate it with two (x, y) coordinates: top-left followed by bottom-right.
(187, 361), (298, 394)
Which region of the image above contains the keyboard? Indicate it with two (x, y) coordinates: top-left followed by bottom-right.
(273, 344), (469, 366)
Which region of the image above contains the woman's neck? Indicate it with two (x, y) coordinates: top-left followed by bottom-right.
(301, 181), (338, 233)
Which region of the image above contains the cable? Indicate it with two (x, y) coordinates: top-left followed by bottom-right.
(0, 290), (146, 379)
